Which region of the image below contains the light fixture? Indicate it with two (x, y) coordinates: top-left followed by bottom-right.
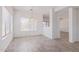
(29, 7), (33, 20)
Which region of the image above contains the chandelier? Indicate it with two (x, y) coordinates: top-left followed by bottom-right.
(29, 7), (33, 19)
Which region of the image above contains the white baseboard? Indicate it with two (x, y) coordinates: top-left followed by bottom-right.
(14, 31), (41, 38)
(0, 33), (13, 52)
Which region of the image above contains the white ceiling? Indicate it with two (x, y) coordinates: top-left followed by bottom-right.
(13, 6), (54, 15)
(13, 6), (68, 15)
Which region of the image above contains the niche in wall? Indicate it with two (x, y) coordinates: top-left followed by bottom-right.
(43, 14), (49, 26)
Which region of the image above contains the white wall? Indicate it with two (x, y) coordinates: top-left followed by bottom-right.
(13, 10), (43, 37)
(73, 8), (79, 42)
(0, 7), (13, 51)
(76, 8), (79, 41)
(60, 17), (69, 32)
(0, 7), (2, 39)
(69, 7), (79, 43)
(56, 8), (69, 32)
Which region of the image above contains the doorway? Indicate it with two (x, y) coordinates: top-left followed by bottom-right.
(56, 8), (69, 42)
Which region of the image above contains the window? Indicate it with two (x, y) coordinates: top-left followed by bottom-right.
(20, 17), (37, 32)
(2, 7), (11, 37)
(20, 17), (30, 31)
(2, 18), (6, 37)
(2, 7), (8, 37)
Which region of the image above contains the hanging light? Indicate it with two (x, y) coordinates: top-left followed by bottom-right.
(29, 7), (33, 20)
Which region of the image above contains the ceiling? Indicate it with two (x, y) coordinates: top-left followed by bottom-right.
(13, 6), (68, 15)
(13, 6), (54, 15)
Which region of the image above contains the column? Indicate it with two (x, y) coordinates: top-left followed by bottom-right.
(50, 8), (60, 39)
(69, 7), (77, 43)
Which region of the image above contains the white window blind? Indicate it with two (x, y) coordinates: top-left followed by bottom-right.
(2, 7), (11, 37)
(20, 17), (36, 31)
(20, 17), (30, 31)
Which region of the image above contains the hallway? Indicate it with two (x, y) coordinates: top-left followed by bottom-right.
(5, 32), (79, 52)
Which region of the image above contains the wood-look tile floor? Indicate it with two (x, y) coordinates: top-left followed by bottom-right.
(5, 32), (79, 52)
